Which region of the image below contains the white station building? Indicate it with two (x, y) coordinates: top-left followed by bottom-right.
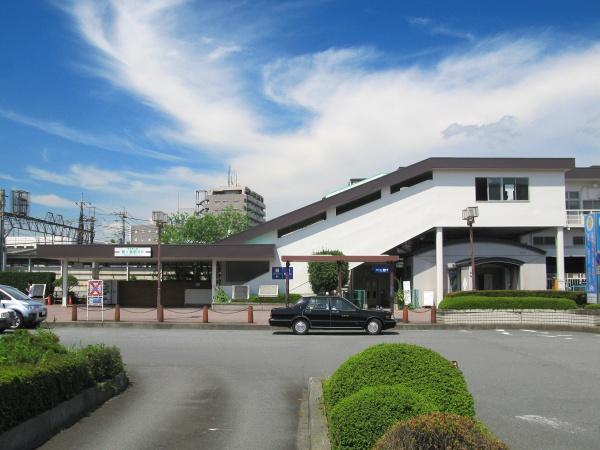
(221, 157), (599, 306)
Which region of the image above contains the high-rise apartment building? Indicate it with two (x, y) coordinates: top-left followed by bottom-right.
(206, 186), (266, 226)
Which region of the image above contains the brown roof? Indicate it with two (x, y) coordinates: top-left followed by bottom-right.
(222, 157), (575, 244)
(36, 244), (275, 262)
(566, 167), (600, 179)
(282, 255), (399, 262)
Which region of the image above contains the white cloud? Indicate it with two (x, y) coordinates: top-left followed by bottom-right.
(55, 0), (600, 219)
(408, 16), (474, 41)
(31, 194), (76, 209)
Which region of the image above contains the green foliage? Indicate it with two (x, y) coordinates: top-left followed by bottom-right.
(445, 289), (586, 305)
(329, 385), (438, 450)
(584, 303), (600, 309)
(0, 272), (56, 294)
(0, 329), (66, 365)
(213, 286), (230, 303)
(372, 413), (509, 450)
(323, 343), (474, 417)
(161, 206), (250, 244)
(243, 293), (303, 303)
(439, 296), (577, 310)
(53, 274), (79, 290)
(0, 330), (125, 433)
(308, 249), (349, 294)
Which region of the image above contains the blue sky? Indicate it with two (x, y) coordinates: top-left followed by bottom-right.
(1, 0), (600, 240)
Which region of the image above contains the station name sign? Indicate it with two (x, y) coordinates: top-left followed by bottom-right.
(114, 247), (152, 257)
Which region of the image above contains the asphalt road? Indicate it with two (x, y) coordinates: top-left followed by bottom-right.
(40, 327), (600, 450)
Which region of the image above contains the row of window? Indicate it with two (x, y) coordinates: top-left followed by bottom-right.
(475, 177), (529, 201)
(565, 191), (600, 210)
(532, 236), (585, 246)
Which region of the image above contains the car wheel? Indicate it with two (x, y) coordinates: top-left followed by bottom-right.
(365, 318), (382, 335)
(11, 312), (23, 329)
(292, 318), (309, 335)
(0, 328), (4, 334)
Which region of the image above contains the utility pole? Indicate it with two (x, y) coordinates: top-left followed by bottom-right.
(87, 206), (96, 244)
(76, 193), (85, 244)
(0, 189), (5, 271)
(113, 209), (128, 244)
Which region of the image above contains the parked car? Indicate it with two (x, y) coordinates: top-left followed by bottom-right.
(0, 284), (47, 329)
(269, 295), (396, 335)
(0, 307), (16, 333)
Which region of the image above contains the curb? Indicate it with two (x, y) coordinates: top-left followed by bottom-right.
(394, 323), (600, 333)
(0, 372), (128, 450)
(308, 377), (331, 450)
(46, 322), (272, 330)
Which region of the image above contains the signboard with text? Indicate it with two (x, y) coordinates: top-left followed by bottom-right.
(114, 247), (152, 257)
(584, 213), (598, 302)
(272, 266), (294, 280)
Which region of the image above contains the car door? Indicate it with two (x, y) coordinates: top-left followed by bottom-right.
(302, 297), (331, 328)
(0, 289), (13, 310)
(330, 297), (362, 328)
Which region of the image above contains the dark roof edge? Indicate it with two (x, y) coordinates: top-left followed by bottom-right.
(221, 157), (575, 244)
(411, 238), (547, 257)
(566, 167), (600, 179)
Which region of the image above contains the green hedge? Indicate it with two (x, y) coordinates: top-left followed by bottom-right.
(323, 343), (474, 417)
(0, 272), (56, 295)
(584, 304), (600, 309)
(0, 331), (125, 433)
(439, 296), (577, 310)
(329, 385), (437, 450)
(445, 289), (586, 305)
(236, 293), (303, 303)
(372, 412), (508, 450)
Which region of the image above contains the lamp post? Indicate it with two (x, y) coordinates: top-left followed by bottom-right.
(152, 211), (168, 322)
(462, 207), (479, 291)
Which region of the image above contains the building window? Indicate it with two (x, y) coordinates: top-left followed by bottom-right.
(573, 236), (584, 246)
(582, 199), (600, 210)
(533, 236), (556, 246)
(475, 177), (528, 201)
(565, 191), (580, 210)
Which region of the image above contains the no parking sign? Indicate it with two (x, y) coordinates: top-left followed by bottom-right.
(87, 280), (104, 321)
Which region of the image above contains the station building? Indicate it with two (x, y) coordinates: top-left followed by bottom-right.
(10, 157), (600, 308)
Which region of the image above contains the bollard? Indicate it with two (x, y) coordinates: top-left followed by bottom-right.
(46, 295), (53, 306)
(114, 304), (120, 322)
(402, 305), (409, 323)
(431, 304), (437, 324)
(157, 305), (164, 323)
(71, 304), (77, 322)
(68, 294), (73, 306)
(202, 305), (209, 323)
(248, 305), (254, 324)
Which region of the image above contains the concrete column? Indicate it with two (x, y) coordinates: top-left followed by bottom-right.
(435, 227), (444, 304)
(211, 259), (217, 301)
(61, 260), (68, 307)
(556, 227), (565, 290)
(126, 262), (130, 281)
(28, 258), (32, 273)
(92, 261), (100, 279)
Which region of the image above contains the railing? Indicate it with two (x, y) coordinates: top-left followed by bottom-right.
(546, 273), (586, 291)
(566, 209), (600, 226)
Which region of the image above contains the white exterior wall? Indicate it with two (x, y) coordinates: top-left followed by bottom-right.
(412, 241), (547, 301)
(245, 169), (567, 295)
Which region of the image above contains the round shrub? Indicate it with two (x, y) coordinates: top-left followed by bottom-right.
(372, 412), (508, 450)
(329, 385), (438, 450)
(324, 344), (474, 417)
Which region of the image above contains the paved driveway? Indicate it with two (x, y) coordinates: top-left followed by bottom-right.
(41, 328), (600, 450)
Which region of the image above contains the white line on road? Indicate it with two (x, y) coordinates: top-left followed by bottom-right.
(521, 329), (537, 333)
(458, 330), (472, 333)
(515, 415), (585, 434)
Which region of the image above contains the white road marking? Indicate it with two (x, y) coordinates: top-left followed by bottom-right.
(555, 335), (572, 337)
(521, 329), (537, 333)
(496, 329), (505, 332)
(515, 415), (584, 434)
(564, 337), (573, 340)
(501, 332), (512, 335)
(458, 329), (472, 333)
(539, 335), (558, 338)
(208, 428), (219, 431)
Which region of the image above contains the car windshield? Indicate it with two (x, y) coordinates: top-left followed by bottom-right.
(295, 298), (308, 306)
(1, 286), (32, 301)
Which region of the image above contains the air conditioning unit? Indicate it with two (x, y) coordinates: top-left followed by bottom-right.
(232, 285), (250, 301)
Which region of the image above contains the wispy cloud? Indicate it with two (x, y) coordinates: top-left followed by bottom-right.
(31, 194), (76, 209)
(408, 16), (474, 41)
(0, 107), (182, 162)
(53, 0), (600, 218)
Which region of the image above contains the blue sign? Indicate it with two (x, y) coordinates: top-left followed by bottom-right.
(272, 266), (294, 280)
(584, 213), (598, 294)
(371, 266), (390, 274)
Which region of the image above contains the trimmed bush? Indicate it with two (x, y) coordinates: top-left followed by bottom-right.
(308, 249), (349, 294)
(324, 344), (474, 417)
(330, 385), (438, 450)
(0, 271), (56, 295)
(0, 330), (126, 433)
(584, 304), (600, 309)
(439, 296), (577, 310)
(242, 293), (303, 303)
(445, 289), (586, 305)
(372, 412), (508, 450)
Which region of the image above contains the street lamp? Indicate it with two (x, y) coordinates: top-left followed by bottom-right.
(462, 207), (479, 291)
(152, 211), (168, 322)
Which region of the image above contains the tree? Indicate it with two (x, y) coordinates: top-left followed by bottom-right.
(161, 206), (250, 244)
(308, 249), (349, 295)
(53, 275), (79, 292)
